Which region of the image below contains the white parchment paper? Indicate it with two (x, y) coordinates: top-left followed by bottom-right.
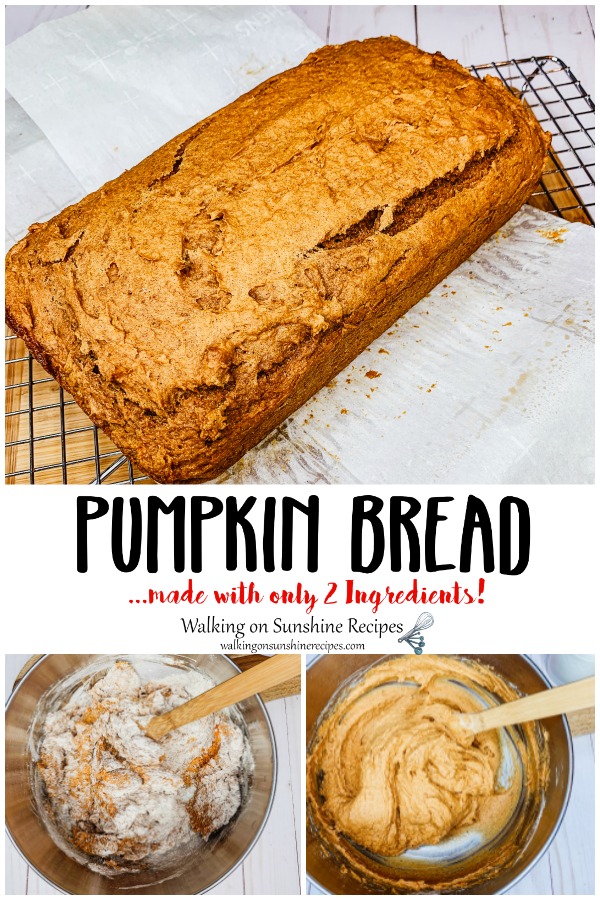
(216, 205), (593, 485)
(5, 6), (594, 484)
(5, 5), (321, 191)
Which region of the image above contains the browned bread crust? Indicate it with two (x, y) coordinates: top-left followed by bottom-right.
(5, 37), (549, 483)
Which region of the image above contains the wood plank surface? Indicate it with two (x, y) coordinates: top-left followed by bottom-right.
(290, 4), (330, 42)
(241, 697), (301, 894)
(416, 5), (507, 64)
(328, 5), (416, 44)
(501, 5), (595, 100)
(587, 5), (595, 32)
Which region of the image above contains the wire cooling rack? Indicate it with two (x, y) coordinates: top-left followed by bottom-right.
(470, 56), (594, 225)
(5, 56), (595, 484)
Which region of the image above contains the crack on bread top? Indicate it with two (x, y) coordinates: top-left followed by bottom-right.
(313, 137), (514, 253)
(146, 122), (212, 188)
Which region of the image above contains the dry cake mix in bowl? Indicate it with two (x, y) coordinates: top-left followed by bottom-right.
(6, 654), (276, 894)
(306, 654), (571, 894)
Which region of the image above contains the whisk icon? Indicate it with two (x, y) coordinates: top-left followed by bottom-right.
(397, 612), (434, 654)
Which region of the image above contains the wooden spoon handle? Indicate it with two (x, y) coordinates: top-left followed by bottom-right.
(146, 654), (301, 740)
(458, 675), (595, 735)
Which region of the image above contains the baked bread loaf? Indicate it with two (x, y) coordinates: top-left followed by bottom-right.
(6, 37), (549, 483)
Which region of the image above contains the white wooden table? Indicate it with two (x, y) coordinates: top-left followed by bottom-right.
(306, 653), (595, 895)
(290, 4), (594, 101)
(4, 655), (300, 895)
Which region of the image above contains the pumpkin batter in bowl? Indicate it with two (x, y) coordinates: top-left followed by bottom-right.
(307, 655), (551, 893)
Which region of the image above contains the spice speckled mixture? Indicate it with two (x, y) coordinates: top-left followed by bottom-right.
(35, 661), (253, 874)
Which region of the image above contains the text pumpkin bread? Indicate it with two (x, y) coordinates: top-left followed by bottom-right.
(5, 37), (549, 483)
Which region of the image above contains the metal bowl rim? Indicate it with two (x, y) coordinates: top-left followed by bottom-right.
(305, 653), (574, 896)
(5, 653), (278, 895)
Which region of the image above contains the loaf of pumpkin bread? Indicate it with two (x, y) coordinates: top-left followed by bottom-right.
(5, 37), (549, 483)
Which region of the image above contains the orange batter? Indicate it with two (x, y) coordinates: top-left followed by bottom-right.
(307, 656), (546, 891)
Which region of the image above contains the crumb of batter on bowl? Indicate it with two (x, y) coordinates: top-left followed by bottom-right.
(34, 660), (254, 875)
(307, 655), (548, 893)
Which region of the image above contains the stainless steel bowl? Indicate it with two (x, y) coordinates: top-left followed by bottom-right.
(306, 654), (573, 895)
(6, 654), (276, 894)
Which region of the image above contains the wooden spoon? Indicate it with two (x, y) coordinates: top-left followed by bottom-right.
(456, 675), (595, 735)
(145, 654), (301, 740)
